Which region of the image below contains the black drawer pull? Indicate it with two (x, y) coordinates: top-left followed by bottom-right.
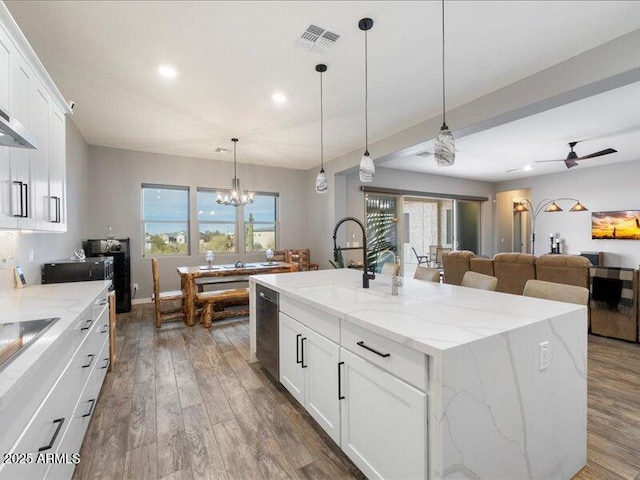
(301, 337), (307, 368)
(99, 325), (108, 334)
(101, 358), (110, 370)
(38, 418), (64, 452)
(338, 361), (345, 400)
(96, 298), (107, 306)
(82, 354), (95, 368)
(296, 334), (302, 364)
(357, 341), (390, 358)
(82, 399), (96, 418)
(80, 319), (93, 331)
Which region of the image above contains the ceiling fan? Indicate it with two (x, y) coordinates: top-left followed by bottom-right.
(535, 141), (617, 169)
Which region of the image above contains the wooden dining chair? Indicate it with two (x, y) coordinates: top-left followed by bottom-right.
(151, 258), (185, 328)
(461, 271), (498, 291)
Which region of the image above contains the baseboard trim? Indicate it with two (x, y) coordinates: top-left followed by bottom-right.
(132, 297), (152, 305)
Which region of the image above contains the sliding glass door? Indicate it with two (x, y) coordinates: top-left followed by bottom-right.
(455, 200), (481, 253)
(365, 194), (400, 272)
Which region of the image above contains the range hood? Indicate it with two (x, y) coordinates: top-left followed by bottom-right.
(0, 109), (37, 149)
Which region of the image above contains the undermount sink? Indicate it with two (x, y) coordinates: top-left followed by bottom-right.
(296, 284), (385, 304)
(0, 317), (59, 371)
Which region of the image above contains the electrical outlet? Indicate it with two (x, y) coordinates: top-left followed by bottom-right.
(29, 249), (34, 263)
(0, 256), (6, 270)
(539, 341), (550, 370)
(132, 283), (139, 291)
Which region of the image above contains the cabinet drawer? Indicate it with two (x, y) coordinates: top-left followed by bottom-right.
(70, 304), (94, 354)
(93, 292), (109, 320)
(0, 363), (83, 479)
(68, 316), (106, 396)
(341, 320), (427, 391)
(280, 296), (340, 343)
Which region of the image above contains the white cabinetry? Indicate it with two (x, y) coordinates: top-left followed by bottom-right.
(0, 4), (69, 232)
(279, 312), (341, 443)
(277, 296), (428, 479)
(0, 286), (111, 480)
(340, 348), (426, 480)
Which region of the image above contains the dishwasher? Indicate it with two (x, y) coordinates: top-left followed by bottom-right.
(256, 284), (279, 380)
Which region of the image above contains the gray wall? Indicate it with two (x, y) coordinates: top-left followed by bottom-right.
(496, 158), (640, 267)
(86, 146), (309, 299)
(0, 120), (89, 292)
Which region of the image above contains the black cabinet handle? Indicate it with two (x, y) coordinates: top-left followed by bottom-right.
(23, 183), (28, 218)
(82, 354), (95, 368)
(99, 325), (108, 334)
(101, 358), (110, 370)
(57, 197), (61, 223)
(38, 418), (64, 452)
(296, 333), (302, 364)
(97, 298), (108, 306)
(12, 181), (23, 217)
(82, 399), (96, 418)
(338, 361), (345, 400)
(80, 318), (93, 331)
(357, 341), (390, 358)
(301, 337), (307, 368)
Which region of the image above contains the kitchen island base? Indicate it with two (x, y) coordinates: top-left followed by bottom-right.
(250, 269), (587, 479)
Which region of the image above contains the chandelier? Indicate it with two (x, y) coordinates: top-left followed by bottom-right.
(216, 137), (254, 207)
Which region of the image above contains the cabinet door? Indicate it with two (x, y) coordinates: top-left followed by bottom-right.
(11, 52), (34, 229)
(340, 348), (427, 480)
(279, 313), (304, 404)
(29, 78), (50, 231)
(304, 327), (341, 444)
(0, 28), (16, 228)
(48, 106), (65, 231)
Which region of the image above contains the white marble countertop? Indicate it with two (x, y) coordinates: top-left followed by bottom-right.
(0, 280), (112, 408)
(250, 269), (585, 357)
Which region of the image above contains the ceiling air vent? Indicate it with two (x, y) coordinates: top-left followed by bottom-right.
(295, 23), (341, 54)
(214, 147), (230, 154)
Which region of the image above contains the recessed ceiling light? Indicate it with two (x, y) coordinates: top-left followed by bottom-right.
(158, 64), (178, 79)
(523, 165), (532, 171)
(272, 92), (288, 104)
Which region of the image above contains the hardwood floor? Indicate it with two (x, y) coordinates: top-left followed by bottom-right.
(73, 305), (640, 480)
(73, 304), (364, 480)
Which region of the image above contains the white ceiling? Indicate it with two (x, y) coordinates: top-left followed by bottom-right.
(6, 1), (640, 172)
(381, 80), (640, 182)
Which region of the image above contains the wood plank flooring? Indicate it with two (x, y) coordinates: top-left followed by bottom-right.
(73, 304), (363, 480)
(73, 305), (640, 480)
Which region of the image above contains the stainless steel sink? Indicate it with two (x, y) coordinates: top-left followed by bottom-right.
(0, 317), (59, 371)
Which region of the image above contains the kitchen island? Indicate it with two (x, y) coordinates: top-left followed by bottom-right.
(249, 268), (587, 480)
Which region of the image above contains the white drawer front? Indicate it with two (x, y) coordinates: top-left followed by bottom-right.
(280, 296), (340, 343)
(0, 364), (83, 479)
(341, 320), (427, 391)
(70, 304), (94, 353)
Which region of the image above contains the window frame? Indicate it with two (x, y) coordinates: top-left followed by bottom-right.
(141, 183), (191, 257)
(243, 192), (280, 254)
(196, 187), (239, 254)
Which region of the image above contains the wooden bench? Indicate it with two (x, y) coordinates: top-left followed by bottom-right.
(195, 288), (250, 328)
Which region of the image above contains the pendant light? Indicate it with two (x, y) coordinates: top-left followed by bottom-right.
(216, 138), (255, 207)
(434, 0), (455, 167)
(358, 17), (375, 183)
(315, 64), (329, 193)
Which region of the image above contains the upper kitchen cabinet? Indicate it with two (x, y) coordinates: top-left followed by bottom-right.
(0, 3), (71, 232)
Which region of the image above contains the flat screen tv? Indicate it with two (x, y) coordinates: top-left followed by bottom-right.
(592, 210), (640, 240)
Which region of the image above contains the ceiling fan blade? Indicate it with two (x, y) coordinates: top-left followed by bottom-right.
(576, 148), (617, 160)
(565, 159), (579, 169)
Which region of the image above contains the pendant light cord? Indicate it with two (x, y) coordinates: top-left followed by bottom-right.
(364, 28), (369, 154)
(233, 139), (237, 180)
(441, 0), (446, 126)
(320, 70), (324, 170)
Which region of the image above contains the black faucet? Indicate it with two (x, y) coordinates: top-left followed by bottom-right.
(333, 216), (375, 288)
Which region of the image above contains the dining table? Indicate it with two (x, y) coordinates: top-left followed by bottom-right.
(177, 261), (298, 326)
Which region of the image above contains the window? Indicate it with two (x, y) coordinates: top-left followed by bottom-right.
(142, 185), (189, 255)
(197, 188), (237, 253)
(244, 193), (278, 252)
